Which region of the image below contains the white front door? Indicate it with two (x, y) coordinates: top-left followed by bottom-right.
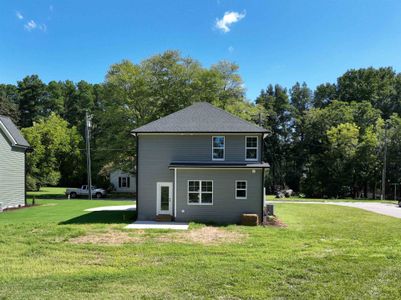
(157, 182), (173, 215)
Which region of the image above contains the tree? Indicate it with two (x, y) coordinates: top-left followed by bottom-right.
(0, 95), (19, 123)
(256, 84), (291, 191)
(17, 75), (47, 127)
(313, 83), (337, 108)
(337, 67), (399, 118)
(301, 101), (382, 198)
(287, 82), (312, 191)
(46, 81), (66, 117)
(22, 114), (83, 188)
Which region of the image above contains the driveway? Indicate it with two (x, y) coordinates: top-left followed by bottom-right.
(268, 201), (401, 219)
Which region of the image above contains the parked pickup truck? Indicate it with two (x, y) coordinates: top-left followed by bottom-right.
(65, 185), (107, 199)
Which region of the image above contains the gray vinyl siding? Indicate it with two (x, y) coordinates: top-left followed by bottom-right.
(139, 134), (262, 163)
(137, 134), (263, 222)
(175, 169), (262, 224)
(0, 130), (25, 209)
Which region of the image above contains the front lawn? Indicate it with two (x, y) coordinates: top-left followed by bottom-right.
(28, 187), (135, 200)
(1, 200), (401, 298)
(266, 194), (398, 204)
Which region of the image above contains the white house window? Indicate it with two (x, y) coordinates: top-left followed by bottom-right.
(245, 136), (258, 160)
(119, 177), (130, 188)
(188, 180), (213, 204)
(212, 136), (225, 160)
(235, 180), (247, 199)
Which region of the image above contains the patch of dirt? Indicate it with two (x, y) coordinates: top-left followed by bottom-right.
(68, 227), (246, 246)
(263, 216), (287, 227)
(158, 227), (247, 245)
(69, 230), (142, 245)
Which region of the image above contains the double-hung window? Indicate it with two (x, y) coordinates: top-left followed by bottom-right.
(245, 136), (258, 161)
(118, 177), (130, 188)
(212, 136), (225, 160)
(235, 180), (247, 199)
(188, 180), (213, 205)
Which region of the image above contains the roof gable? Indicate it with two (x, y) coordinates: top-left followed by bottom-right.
(0, 116), (30, 148)
(132, 102), (267, 133)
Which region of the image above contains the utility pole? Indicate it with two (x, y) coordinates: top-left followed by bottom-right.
(381, 125), (388, 200)
(85, 112), (93, 200)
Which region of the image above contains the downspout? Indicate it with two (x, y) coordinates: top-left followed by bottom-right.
(260, 134), (265, 221)
(174, 168), (177, 219)
(24, 149), (27, 207)
(135, 134), (139, 217)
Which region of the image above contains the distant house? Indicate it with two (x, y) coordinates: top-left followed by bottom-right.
(131, 102), (269, 224)
(0, 116), (31, 210)
(110, 170), (136, 193)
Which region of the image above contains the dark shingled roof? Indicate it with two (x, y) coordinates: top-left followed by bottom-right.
(0, 115), (30, 148)
(132, 102), (267, 133)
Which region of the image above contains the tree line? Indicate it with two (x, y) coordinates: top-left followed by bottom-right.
(1, 50), (400, 198)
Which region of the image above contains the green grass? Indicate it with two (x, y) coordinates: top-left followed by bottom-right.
(266, 194), (398, 203)
(28, 186), (67, 199)
(1, 200), (401, 299)
(28, 187), (135, 200)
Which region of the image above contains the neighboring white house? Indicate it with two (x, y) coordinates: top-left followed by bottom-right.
(110, 170), (136, 193)
(0, 116), (31, 210)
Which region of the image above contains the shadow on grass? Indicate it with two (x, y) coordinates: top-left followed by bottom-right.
(59, 211), (137, 225)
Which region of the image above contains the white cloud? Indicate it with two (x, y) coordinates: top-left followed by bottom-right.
(228, 46), (234, 53)
(16, 11), (24, 20)
(24, 20), (47, 32)
(215, 11), (246, 33)
(24, 20), (37, 31)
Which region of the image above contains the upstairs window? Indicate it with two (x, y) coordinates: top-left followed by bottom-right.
(235, 180), (247, 199)
(212, 136), (225, 160)
(245, 136), (258, 161)
(188, 180), (213, 205)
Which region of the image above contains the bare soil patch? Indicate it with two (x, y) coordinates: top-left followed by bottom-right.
(263, 216), (287, 227)
(158, 227), (247, 245)
(68, 227), (246, 246)
(69, 230), (142, 245)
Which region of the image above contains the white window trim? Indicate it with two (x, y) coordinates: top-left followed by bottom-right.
(187, 180), (213, 205)
(235, 180), (247, 199)
(212, 136), (225, 161)
(245, 136), (258, 161)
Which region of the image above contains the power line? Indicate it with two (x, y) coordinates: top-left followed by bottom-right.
(78, 148), (134, 152)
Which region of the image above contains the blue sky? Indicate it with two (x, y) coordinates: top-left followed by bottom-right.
(1, 0), (401, 100)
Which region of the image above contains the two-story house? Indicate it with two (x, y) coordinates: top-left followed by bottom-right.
(131, 102), (269, 224)
(0, 115), (31, 210)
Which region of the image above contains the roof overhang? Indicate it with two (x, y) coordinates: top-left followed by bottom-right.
(132, 131), (268, 136)
(169, 161), (270, 170)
